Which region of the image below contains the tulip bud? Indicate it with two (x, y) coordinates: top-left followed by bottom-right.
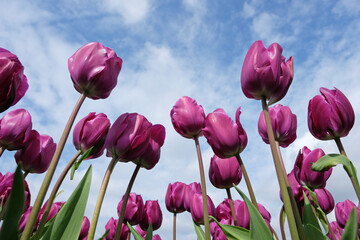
(105, 217), (129, 240)
(184, 182), (201, 212)
(15, 130), (56, 174)
(313, 188), (334, 215)
(233, 200), (271, 230)
(203, 107), (247, 158)
(78, 216), (90, 240)
(0, 48), (29, 112)
(335, 199), (360, 228)
(140, 200), (163, 231)
(165, 182), (186, 213)
(241, 40), (293, 105)
(328, 221), (343, 240)
(36, 201), (65, 228)
(73, 112), (110, 159)
(68, 42), (123, 99)
(209, 155), (242, 189)
(258, 104), (297, 147)
(308, 87), (355, 140)
(117, 192), (144, 226)
(170, 96), (205, 139)
(0, 108), (32, 150)
(280, 170), (303, 203)
(191, 193), (216, 225)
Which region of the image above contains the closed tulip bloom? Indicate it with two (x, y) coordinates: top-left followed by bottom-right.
(328, 221), (343, 240)
(210, 219), (229, 240)
(234, 200), (271, 230)
(0, 48), (29, 112)
(170, 96), (205, 139)
(78, 216), (90, 240)
(258, 104), (297, 147)
(18, 206), (32, 232)
(165, 182), (186, 213)
(105, 217), (129, 240)
(73, 112), (110, 159)
(280, 170), (303, 203)
(216, 199), (232, 223)
(335, 199), (360, 228)
(36, 201), (65, 228)
(117, 192), (144, 226)
(241, 40), (294, 105)
(308, 87), (355, 140)
(140, 200), (163, 231)
(314, 188), (334, 215)
(0, 108), (32, 150)
(153, 235), (162, 240)
(15, 130), (56, 174)
(68, 42), (123, 100)
(203, 107), (247, 158)
(191, 193), (216, 225)
(184, 182), (201, 212)
(209, 155), (242, 189)
(294, 146), (332, 189)
(105, 113), (152, 162)
(135, 225), (162, 239)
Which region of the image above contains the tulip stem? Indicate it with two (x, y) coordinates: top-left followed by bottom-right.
(23, 171), (29, 179)
(0, 147), (4, 157)
(334, 137), (347, 156)
(194, 136), (211, 240)
(279, 206), (286, 240)
(226, 188), (238, 226)
(261, 97), (301, 240)
(173, 213), (177, 240)
(20, 93), (86, 240)
(115, 164), (141, 240)
(88, 157), (117, 240)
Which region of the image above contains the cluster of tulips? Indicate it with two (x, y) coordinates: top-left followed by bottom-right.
(0, 39), (359, 240)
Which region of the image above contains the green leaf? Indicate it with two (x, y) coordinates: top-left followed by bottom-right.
(127, 222), (146, 240)
(233, 185), (273, 240)
(302, 192), (325, 239)
(0, 165), (25, 240)
(144, 224), (153, 240)
(341, 208), (358, 240)
(311, 154), (354, 177)
(97, 229), (109, 240)
(70, 147), (93, 180)
(210, 217), (250, 240)
(193, 221), (205, 240)
(42, 165), (92, 240)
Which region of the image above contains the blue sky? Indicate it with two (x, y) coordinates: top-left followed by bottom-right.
(1, 0), (360, 239)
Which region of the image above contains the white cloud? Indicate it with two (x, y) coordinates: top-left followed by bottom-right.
(332, 0), (360, 16)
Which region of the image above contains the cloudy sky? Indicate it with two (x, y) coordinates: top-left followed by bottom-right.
(1, 0), (360, 239)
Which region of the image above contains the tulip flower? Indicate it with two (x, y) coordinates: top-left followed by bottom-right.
(36, 201), (65, 228)
(233, 200), (271, 230)
(241, 40), (293, 105)
(335, 199), (360, 228)
(191, 193), (216, 225)
(313, 188), (334, 215)
(117, 192), (144, 226)
(258, 104), (297, 147)
(209, 155), (242, 189)
(0, 48), (29, 112)
(140, 200), (163, 231)
(0, 108), (32, 150)
(203, 107), (247, 158)
(280, 170), (303, 203)
(68, 42), (123, 100)
(78, 216), (90, 240)
(105, 217), (129, 240)
(294, 146), (332, 189)
(216, 199), (232, 223)
(165, 182), (187, 213)
(18, 207), (32, 232)
(170, 96), (205, 139)
(73, 112), (110, 159)
(308, 87), (355, 140)
(184, 182), (202, 212)
(135, 225), (162, 239)
(210, 219), (229, 240)
(328, 221), (343, 240)
(15, 130), (56, 174)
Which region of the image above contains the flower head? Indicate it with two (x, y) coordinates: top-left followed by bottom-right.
(209, 155), (242, 189)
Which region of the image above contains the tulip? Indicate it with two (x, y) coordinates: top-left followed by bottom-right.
(117, 192), (144, 226)
(105, 217), (129, 240)
(0, 48), (29, 112)
(209, 155), (242, 189)
(335, 199), (360, 228)
(258, 104), (297, 147)
(36, 201), (65, 228)
(313, 188), (334, 215)
(78, 216), (90, 240)
(308, 87), (355, 140)
(165, 182), (187, 213)
(170, 96), (205, 139)
(68, 42), (123, 100)
(203, 107), (247, 158)
(73, 112), (110, 159)
(140, 200), (163, 231)
(15, 130), (56, 174)
(0, 108), (32, 150)
(105, 113), (152, 162)
(191, 193), (216, 225)
(280, 170), (303, 203)
(328, 221), (343, 240)
(294, 146), (332, 189)
(233, 200), (271, 230)
(153, 235), (162, 240)
(135, 225), (162, 239)
(184, 182), (202, 212)
(18, 206), (32, 232)
(241, 40), (293, 105)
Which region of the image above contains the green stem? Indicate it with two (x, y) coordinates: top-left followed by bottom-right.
(20, 93), (86, 240)
(226, 188), (238, 226)
(114, 164), (141, 240)
(279, 206), (286, 240)
(173, 213), (177, 240)
(194, 136), (211, 240)
(88, 157), (118, 240)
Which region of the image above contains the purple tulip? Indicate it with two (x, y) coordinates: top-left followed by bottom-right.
(135, 224), (147, 237)
(165, 182), (186, 213)
(335, 199), (360, 228)
(18, 206), (32, 232)
(203, 107), (247, 158)
(152, 235), (162, 240)
(140, 200), (163, 231)
(78, 216), (90, 240)
(294, 146), (332, 189)
(233, 200), (271, 230)
(0, 48), (28, 112)
(105, 217), (129, 240)
(105, 113), (152, 162)
(328, 221), (343, 240)
(184, 182), (201, 212)
(308, 87), (355, 140)
(68, 42), (123, 100)
(280, 170), (303, 203)
(216, 199), (232, 223)
(210, 219), (229, 240)
(241, 40), (293, 105)
(117, 192), (144, 226)
(36, 201), (65, 228)
(0, 108), (32, 150)
(209, 155), (242, 189)
(258, 104), (297, 147)
(170, 96), (205, 139)
(132, 124), (166, 170)
(15, 130), (56, 174)
(73, 112), (110, 159)
(313, 188), (334, 215)
(191, 193), (216, 225)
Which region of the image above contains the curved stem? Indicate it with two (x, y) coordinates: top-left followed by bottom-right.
(173, 213), (177, 240)
(88, 157), (118, 240)
(21, 93), (86, 240)
(226, 188), (238, 226)
(0, 147), (4, 158)
(334, 137), (347, 156)
(194, 136), (211, 240)
(279, 206), (286, 240)
(114, 164), (141, 240)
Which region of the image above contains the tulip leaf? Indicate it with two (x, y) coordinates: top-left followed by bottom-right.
(127, 222), (146, 240)
(302, 192), (325, 239)
(42, 165), (92, 240)
(0, 165), (25, 240)
(234, 185), (273, 240)
(210, 217), (250, 240)
(341, 207), (358, 240)
(193, 221), (205, 240)
(70, 147), (93, 180)
(97, 229), (109, 240)
(144, 224), (153, 240)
